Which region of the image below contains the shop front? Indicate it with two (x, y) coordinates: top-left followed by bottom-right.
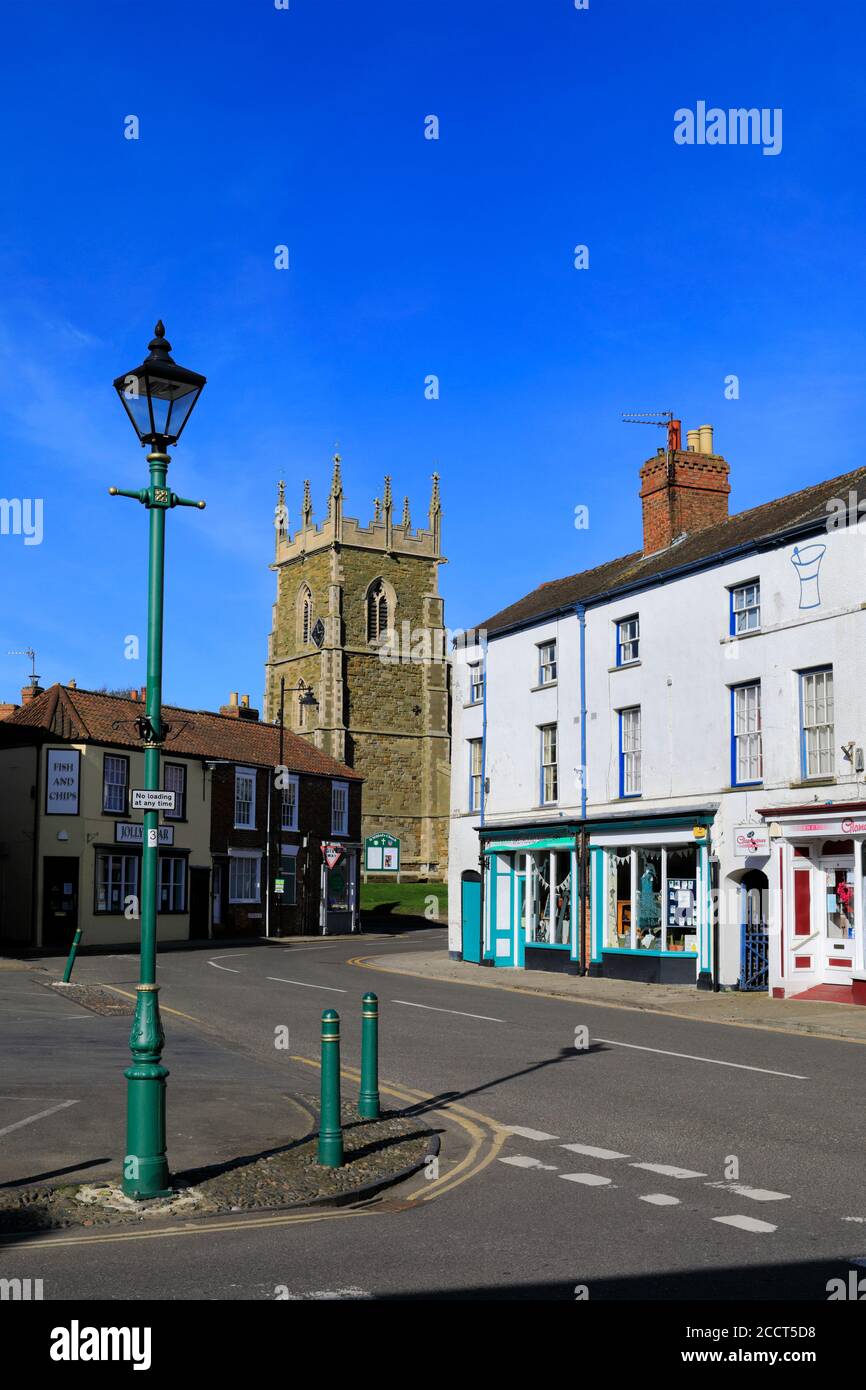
(588, 812), (716, 987)
(481, 823), (583, 973)
(760, 803), (866, 998)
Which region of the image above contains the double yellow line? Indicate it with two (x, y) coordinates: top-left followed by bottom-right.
(11, 1061), (505, 1250)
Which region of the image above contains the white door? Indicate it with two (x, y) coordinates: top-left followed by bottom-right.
(819, 857), (856, 980)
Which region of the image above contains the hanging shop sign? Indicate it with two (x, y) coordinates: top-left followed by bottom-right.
(364, 833), (400, 872)
(733, 824), (771, 857)
(322, 842), (344, 870)
(45, 748), (80, 815)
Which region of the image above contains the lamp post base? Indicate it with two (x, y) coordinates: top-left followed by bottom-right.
(122, 986), (171, 1199)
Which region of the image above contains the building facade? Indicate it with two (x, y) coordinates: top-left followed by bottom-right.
(0, 684), (362, 949)
(264, 457), (450, 877)
(449, 423), (866, 1003)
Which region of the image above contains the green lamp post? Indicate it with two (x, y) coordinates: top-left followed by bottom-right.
(110, 322), (206, 1198)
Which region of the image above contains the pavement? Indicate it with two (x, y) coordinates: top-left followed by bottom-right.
(365, 947), (866, 1043)
(3, 925), (866, 1302)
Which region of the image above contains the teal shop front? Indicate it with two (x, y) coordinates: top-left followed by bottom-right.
(481, 823), (583, 974)
(588, 812), (716, 988)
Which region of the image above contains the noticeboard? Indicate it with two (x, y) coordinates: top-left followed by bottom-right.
(365, 833), (400, 872)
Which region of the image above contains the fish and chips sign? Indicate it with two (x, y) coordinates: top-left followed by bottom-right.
(364, 833), (400, 872)
(45, 748), (80, 815)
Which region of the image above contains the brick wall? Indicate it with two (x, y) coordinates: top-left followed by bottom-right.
(639, 450), (731, 555)
(210, 762), (362, 938)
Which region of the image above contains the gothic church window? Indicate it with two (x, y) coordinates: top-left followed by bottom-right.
(367, 580), (389, 642)
(298, 585), (313, 646)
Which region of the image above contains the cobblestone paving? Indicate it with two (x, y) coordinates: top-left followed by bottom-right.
(0, 1099), (436, 1233)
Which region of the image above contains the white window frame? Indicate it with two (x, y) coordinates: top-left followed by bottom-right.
(537, 640), (557, 686)
(228, 850), (262, 904)
(158, 855), (186, 912)
(163, 762), (186, 820)
(331, 780), (349, 836)
(732, 581), (761, 634)
(620, 707), (641, 797)
(540, 724), (558, 805)
(234, 767), (256, 829)
(468, 739), (483, 811)
(95, 851), (139, 914)
(468, 663), (484, 705)
(102, 754), (128, 814)
(733, 682), (762, 785)
(617, 616), (640, 666)
(281, 774), (299, 831)
(801, 668), (834, 779)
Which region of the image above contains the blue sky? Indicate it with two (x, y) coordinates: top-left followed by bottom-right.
(2, 0), (865, 711)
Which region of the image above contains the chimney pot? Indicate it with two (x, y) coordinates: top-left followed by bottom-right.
(698, 424), (714, 454)
(686, 428), (700, 452)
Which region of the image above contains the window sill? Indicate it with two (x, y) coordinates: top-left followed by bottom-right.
(233, 824), (257, 832)
(229, 899), (262, 907)
(721, 628), (762, 644)
(603, 946), (698, 957)
(524, 939), (570, 950)
(463, 700), (484, 710)
(530, 681), (558, 693)
(609, 661), (641, 673)
(789, 776), (836, 789)
(618, 794), (642, 801)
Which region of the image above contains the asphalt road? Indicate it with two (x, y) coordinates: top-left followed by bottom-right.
(4, 927), (866, 1302)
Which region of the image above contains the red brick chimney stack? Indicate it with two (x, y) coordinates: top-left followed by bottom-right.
(19, 680), (44, 706)
(639, 423), (730, 555)
(219, 692), (260, 721)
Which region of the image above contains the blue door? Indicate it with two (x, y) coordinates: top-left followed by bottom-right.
(461, 873), (482, 963)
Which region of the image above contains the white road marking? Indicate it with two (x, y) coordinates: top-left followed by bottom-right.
(842, 1217), (866, 1223)
(713, 1214), (777, 1234)
(391, 999), (504, 1022)
(267, 977), (347, 993)
(594, 1037), (807, 1080)
(561, 1143), (630, 1160)
(631, 1162), (706, 1179)
(504, 1126), (559, 1141)
(0, 1099), (79, 1138)
(705, 1182), (790, 1202)
(640, 1193), (681, 1206)
(279, 1287), (371, 1300)
(498, 1155), (557, 1170)
(559, 1172), (612, 1187)
(208, 955), (244, 973)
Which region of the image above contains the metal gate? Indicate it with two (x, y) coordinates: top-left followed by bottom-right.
(739, 923), (769, 991)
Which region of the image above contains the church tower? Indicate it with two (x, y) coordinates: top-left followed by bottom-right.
(264, 458), (450, 878)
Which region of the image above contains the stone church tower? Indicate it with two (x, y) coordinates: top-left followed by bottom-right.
(264, 457), (450, 877)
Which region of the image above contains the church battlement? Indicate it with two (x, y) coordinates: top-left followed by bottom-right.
(264, 454), (450, 879)
(272, 458), (443, 566)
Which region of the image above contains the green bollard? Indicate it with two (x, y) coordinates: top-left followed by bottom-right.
(318, 1008), (343, 1167)
(62, 927), (83, 984)
(358, 992), (380, 1120)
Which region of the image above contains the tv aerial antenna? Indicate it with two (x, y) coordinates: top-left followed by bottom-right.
(621, 410), (681, 452)
(8, 647), (39, 689)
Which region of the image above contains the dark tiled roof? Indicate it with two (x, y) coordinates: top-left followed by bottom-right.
(4, 686), (362, 781)
(479, 465), (866, 637)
